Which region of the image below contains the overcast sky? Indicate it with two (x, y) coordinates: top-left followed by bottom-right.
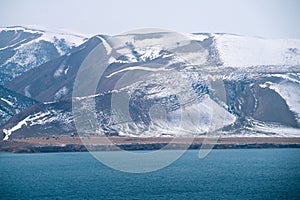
(1, 0), (299, 38)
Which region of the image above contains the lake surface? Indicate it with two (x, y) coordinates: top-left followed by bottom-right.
(1, 149), (299, 199)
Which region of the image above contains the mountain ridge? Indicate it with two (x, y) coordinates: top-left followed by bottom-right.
(1, 27), (300, 140)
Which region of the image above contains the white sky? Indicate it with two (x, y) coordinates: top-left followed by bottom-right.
(1, 0), (299, 38)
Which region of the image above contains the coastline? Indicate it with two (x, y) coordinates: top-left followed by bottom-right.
(1, 136), (300, 153)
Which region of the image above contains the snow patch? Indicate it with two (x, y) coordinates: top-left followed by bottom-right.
(97, 35), (112, 55)
(259, 81), (272, 88)
(24, 85), (31, 98)
(138, 47), (163, 61)
(106, 65), (169, 78)
(54, 62), (69, 78)
(2, 110), (73, 140)
(1, 98), (13, 106)
(2, 113), (44, 140)
(54, 86), (69, 101)
(64, 66), (69, 75)
(185, 33), (209, 42)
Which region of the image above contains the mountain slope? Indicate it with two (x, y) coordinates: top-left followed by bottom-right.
(1, 101), (74, 140)
(0, 85), (37, 127)
(5, 36), (102, 102)
(0, 26), (87, 84)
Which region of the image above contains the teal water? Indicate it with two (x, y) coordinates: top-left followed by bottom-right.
(1, 149), (299, 199)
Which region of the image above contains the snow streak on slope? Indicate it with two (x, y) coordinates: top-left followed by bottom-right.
(2, 109), (73, 140)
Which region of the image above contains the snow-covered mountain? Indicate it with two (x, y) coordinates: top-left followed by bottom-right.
(1, 30), (300, 140)
(5, 36), (102, 101)
(0, 26), (87, 85)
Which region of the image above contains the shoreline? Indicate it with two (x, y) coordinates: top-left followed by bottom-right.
(1, 136), (300, 153)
